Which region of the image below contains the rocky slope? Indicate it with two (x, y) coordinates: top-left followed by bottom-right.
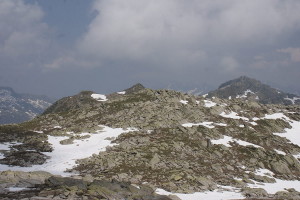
(0, 83), (300, 199)
(207, 76), (300, 105)
(0, 87), (54, 124)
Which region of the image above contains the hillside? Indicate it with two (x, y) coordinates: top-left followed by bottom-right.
(0, 83), (300, 199)
(207, 76), (300, 105)
(0, 87), (54, 124)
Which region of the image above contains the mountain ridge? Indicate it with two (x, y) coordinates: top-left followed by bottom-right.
(207, 76), (300, 105)
(0, 86), (54, 124)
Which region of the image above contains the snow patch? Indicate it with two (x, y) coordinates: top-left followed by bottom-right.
(220, 111), (249, 121)
(236, 89), (255, 98)
(254, 168), (274, 177)
(273, 120), (300, 149)
(0, 142), (23, 151)
(215, 123), (227, 127)
(117, 91), (126, 95)
(8, 187), (30, 192)
(91, 94), (107, 102)
(211, 135), (261, 148)
(204, 100), (216, 107)
(156, 187), (244, 200)
(0, 126), (137, 176)
(180, 100), (188, 105)
(249, 177), (300, 194)
(274, 149), (286, 155)
(284, 97), (300, 104)
(182, 122), (214, 129)
(263, 113), (289, 120)
(34, 131), (44, 134)
(249, 121), (258, 126)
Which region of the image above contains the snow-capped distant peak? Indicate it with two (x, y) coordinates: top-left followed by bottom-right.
(236, 89), (255, 98)
(284, 97), (300, 105)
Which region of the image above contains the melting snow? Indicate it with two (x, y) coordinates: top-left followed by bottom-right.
(248, 168), (300, 194)
(91, 94), (107, 102)
(117, 91), (126, 95)
(204, 100), (216, 107)
(180, 100), (188, 104)
(236, 89), (255, 98)
(0, 126), (137, 176)
(215, 123), (227, 126)
(34, 131), (44, 134)
(263, 113), (290, 120)
(211, 135), (261, 148)
(8, 187), (30, 192)
(182, 122), (215, 129)
(274, 149), (286, 155)
(249, 121), (258, 126)
(156, 187), (244, 200)
(254, 168), (274, 177)
(220, 111), (249, 121)
(273, 119), (300, 148)
(0, 142), (23, 151)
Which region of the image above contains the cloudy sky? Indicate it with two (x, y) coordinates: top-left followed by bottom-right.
(1, 0), (300, 98)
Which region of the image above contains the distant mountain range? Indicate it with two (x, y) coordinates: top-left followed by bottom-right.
(1, 77), (299, 124)
(207, 76), (300, 105)
(0, 87), (54, 124)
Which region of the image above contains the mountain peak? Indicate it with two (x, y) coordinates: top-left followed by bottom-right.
(218, 76), (260, 89)
(124, 83), (145, 94)
(209, 76), (300, 105)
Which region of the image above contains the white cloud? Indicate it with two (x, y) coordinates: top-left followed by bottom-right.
(0, 0), (54, 67)
(63, 0), (300, 70)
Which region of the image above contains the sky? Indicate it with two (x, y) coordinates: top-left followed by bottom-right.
(0, 0), (300, 98)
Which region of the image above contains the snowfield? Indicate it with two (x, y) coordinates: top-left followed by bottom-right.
(204, 100), (216, 107)
(1, 111), (300, 199)
(220, 111), (249, 121)
(211, 135), (261, 148)
(0, 126), (137, 176)
(156, 187), (245, 200)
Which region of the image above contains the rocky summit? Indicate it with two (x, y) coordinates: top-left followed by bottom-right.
(0, 87), (54, 125)
(207, 76), (300, 105)
(1, 82), (300, 199)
